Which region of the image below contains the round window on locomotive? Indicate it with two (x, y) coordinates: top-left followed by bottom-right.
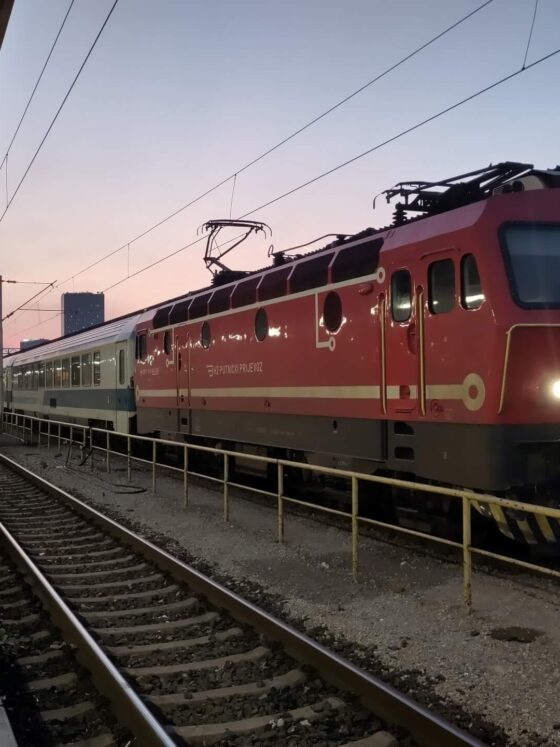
(201, 321), (211, 349)
(323, 291), (342, 332)
(163, 330), (171, 355)
(255, 308), (268, 342)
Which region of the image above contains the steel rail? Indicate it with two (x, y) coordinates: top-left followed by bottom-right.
(0, 491), (177, 746)
(0, 453), (485, 747)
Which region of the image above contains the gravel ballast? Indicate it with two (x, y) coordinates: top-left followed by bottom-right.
(2, 440), (560, 746)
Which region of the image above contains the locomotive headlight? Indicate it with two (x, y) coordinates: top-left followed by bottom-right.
(551, 380), (560, 400)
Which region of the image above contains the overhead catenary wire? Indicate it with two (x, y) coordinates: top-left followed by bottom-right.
(2, 282), (56, 323)
(0, 0), (76, 174)
(3, 0), (496, 334)
(11, 42), (560, 333)
(13, 311), (61, 338)
(93, 46), (560, 296)
(4, 2), (551, 337)
(0, 0), (120, 224)
(522, 0), (539, 69)
(39, 0), (497, 295)
(240, 50), (560, 220)
(8, 232), (247, 337)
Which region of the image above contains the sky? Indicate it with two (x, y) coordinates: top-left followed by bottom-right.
(0, 0), (559, 349)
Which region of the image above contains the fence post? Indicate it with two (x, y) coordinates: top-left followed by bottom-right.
(58, 422), (61, 452)
(277, 461), (284, 543)
(47, 421), (51, 451)
(106, 431), (110, 473)
(223, 453), (230, 522)
(183, 445), (189, 507)
(89, 428), (94, 471)
(127, 436), (132, 482)
(351, 476), (359, 582)
(152, 441), (157, 493)
(462, 495), (472, 612)
(69, 425), (73, 461)
(37, 420), (42, 448)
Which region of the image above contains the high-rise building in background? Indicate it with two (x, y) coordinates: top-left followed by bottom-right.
(20, 338), (49, 351)
(61, 293), (105, 336)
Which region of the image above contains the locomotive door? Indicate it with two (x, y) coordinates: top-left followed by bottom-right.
(384, 268), (424, 419)
(175, 327), (191, 434)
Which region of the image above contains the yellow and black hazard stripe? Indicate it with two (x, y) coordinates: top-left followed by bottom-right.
(472, 500), (560, 545)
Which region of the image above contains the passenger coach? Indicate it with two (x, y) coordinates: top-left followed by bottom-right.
(3, 316), (140, 433)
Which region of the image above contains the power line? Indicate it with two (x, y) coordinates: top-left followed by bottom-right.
(2, 282), (56, 322)
(103, 232), (247, 293)
(522, 0), (539, 69)
(6, 3), (553, 335)
(12, 42), (560, 330)
(0, 0), (120, 224)
(240, 49), (560, 220)
(12, 312), (61, 338)
(0, 0), (76, 173)
(45, 0), (497, 293)
(97, 46), (560, 296)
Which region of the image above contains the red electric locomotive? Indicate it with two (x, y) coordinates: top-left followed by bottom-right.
(133, 162), (560, 543)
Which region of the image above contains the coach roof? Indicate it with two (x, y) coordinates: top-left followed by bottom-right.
(4, 315), (141, 368)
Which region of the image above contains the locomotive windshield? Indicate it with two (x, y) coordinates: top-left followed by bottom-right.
(502, 223), (560, 308)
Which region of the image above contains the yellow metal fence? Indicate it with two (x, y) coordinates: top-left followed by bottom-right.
(2, 411), (560, 610)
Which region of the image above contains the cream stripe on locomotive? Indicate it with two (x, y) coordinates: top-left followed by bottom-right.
(137, 372), (486, 410)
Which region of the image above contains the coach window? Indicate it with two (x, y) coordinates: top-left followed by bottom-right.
(429, 259), (455, 314)
(323, 291), (343, 332)
(201, 321), (211, 349)
(118, 349), (125, 385)
(46, 361), (53, 388)
(71, 357), (81, 386)
(163, 331), (171, 355)
(38, 362), (46, 389)
(82, 353), (92, 387)
(255, 308), (268, 341)
(461, 254), (485, 310)
(32, 364), (39, 389)
(54, 360), (62, 387)
(62, 359), (70, 387)
(93, 352), (101, 386)
(391, 269), (412, 322)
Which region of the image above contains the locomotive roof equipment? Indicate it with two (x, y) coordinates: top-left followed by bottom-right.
(380, 161), (535, 225)
(200, 218), (272, 277)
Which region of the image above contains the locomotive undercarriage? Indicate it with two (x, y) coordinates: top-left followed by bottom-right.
(140, 406), (560, 545)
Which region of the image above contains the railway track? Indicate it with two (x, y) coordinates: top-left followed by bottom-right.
(0, 546), (126, 745)
(0, 453), (484, 747)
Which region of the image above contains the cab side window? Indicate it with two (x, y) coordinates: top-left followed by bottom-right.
(391, 269), (412, 322)
(428, 259), (455, 314)
(461, 254), (484, 310)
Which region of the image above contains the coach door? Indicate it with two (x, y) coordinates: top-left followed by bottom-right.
(384, 268), (425, 420)
(115, 342), (129, 432)
(175, 327), (191, 434)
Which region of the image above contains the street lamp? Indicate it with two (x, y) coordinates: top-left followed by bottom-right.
(0, 276), (56, 430)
